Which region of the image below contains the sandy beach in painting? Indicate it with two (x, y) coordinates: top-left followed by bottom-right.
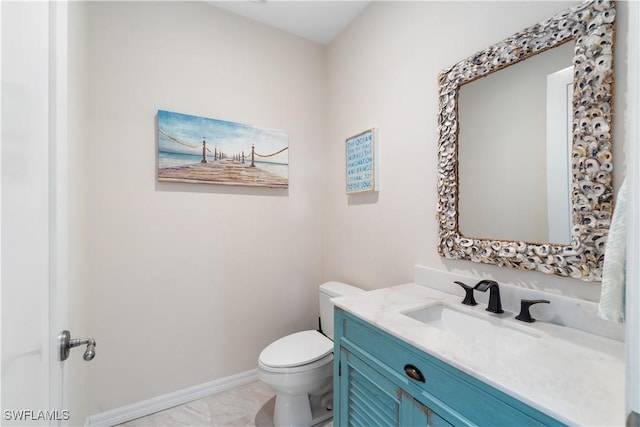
(158, 158), (288, 188)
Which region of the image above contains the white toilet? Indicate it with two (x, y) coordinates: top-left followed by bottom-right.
(258, 281), (364, 427)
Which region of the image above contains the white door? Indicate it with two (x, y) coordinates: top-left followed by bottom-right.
(1, 2), (82, 425)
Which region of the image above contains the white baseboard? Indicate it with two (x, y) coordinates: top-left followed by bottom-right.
(85, 369), (259, 426)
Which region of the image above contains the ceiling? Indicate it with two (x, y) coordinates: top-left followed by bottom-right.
(208, 1), (370, 45)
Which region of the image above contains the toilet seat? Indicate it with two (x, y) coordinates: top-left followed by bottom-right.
(259, 353), (333, 374)
(259, 330), (333, 373)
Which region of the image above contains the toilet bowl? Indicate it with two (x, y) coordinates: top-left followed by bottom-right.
(258, 281), (364, 427)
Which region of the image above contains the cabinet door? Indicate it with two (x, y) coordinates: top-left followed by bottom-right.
(402, 394), (454, 427)
(338, 348), (401, 426)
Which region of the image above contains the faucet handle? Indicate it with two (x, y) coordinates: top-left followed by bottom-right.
(454, 281), (478, 306)
(515, 299), (550, 323)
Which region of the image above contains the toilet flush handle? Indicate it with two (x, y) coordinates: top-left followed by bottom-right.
(59, 330), (96, 361)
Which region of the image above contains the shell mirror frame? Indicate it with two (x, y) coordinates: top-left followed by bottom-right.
(437, 0), (616, 281)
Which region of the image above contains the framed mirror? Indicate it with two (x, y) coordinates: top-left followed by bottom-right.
(437, 0), (616, 281)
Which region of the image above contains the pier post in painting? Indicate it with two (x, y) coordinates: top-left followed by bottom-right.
(201, 138), (207, 164)
(250, 144), (255, 168)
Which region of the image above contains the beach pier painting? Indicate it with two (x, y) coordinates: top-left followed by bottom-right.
(157, 110), (289, 188)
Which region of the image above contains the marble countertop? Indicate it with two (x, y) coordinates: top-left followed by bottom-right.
(333, 283), (625, 426)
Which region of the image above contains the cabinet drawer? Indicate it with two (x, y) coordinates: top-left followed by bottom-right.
(338, 309), (563, 427)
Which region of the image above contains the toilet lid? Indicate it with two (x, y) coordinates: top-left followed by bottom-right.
(259, 330), (332, 368)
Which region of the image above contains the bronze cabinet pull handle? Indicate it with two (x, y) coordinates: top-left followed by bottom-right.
(404, 364), (425, 383)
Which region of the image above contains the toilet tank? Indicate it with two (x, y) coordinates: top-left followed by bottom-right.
(319, 281), (364, 340)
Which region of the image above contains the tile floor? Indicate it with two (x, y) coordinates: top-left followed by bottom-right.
(115, 381), (333, 427)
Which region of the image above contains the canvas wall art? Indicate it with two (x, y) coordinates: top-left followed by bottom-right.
(157, 110), (289, 188)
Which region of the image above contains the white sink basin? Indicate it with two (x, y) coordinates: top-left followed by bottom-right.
(402, 304), (542, 348)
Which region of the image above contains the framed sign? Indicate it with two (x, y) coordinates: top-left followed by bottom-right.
(345, 128), (378, 193)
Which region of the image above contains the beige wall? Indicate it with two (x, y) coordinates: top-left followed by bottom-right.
(84, 1), (326, 413)
(77, 0), (631, 416)
(325, 0), (627, 301)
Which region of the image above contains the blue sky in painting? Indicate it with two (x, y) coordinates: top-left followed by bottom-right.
(157, 110), (288, 164)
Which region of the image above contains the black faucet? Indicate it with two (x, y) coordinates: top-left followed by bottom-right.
(473, 280), (503, 314)
(515, 299), (550, 323)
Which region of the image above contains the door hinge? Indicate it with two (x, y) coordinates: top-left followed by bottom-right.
(338, 360), (341, 377)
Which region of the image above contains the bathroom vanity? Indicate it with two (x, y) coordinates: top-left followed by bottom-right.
(332, 280), (624, 426)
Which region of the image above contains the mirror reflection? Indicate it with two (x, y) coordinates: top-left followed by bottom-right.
(458, 42), (574, 243)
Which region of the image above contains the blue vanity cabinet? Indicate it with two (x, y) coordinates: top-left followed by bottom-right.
(333, 308), (565, 427)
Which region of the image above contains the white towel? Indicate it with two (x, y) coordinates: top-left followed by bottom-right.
(598, 178), (627, 323)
